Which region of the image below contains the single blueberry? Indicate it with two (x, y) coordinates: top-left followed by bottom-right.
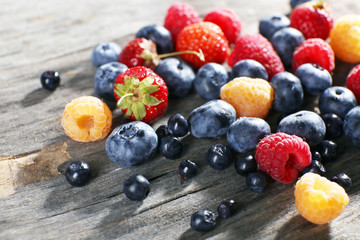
(154, 57), (195, 98)
(155, 125), (170, 140)
(217, 199), (238, 219)
(271, 72), (303, 114)
(94, 62), (128, 102)
(194, 63), (229, 100)
(159, 135), (183, 160)
(105, 121), (158, 168)
(167, 113), (189, 137)
(190, 210), (216, 232)
(259, 13), (290, 40)
(246, 171), (269, 193)
(270, 27), (305, 66)
(319, 86), (357, 119)
(311, 151), (322, 163)
(343, 106), (360, 148)
(40, 70), (60, 91)
(231, 59), (268, 80)
(135, 24), (174, 54)
(206, 144), (232, 170)
(295, 64), (332, 95)
(300, 160), (326, 176)
(91, 42), (121, 67)
(65, 161), (92, 187)
(178, 159), (198, 181)
(314, 140), (339, 162)
(123, 174), (150, 201)
(227, 117), (271, 153)
(234, 154), (258, 176)
(321, 113), (343, 139)
(331, 173), (352, 192)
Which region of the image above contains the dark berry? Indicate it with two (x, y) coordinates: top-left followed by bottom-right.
(217, 199), (238, 219)
(311, 151), (322, 163)
(234, 154), (258, 176)
(135, 24), (174, 54)
(206, 144), (232, 170)
(300, 160), (326, 176)
(40, 70), (60, 91)
(178, 159), (198, 181)
(246, 171), (269, 193)
(315, 140), (339, 162)
(155, 125), (170, 140)
(231, 59), (268, 80)
(159, 136), (183, 160)
(331, 173), (352, 192)
(259, 13), (290, 40)
(321, 113), (343, 139)
(65, 161), (92, 187)
(343, 106), (360, 148)
(123, 174), (150, 201)
(91, 42), (121, 67)
(190, 210), (216, 232)
(167, 113), (189, 137)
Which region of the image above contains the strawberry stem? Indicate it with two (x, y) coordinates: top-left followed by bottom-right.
(117, 93), (134, 108)
(158, 49), (205, 62)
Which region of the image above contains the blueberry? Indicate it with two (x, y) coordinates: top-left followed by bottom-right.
(217, 199), (238, 219)
(190, 210), (216, 232)
(312, 151), (322, 163)
(94, 62), (128, 102)
(295, 64), (332, 95)
(271, 72), (304, 114)
(194, 63), (229, 100)
(300, 160), (326, 176)
(231, 59), (268, 80)
(319, 86), (357, 119)
(246, 171), (269, 193)
(135, 24), (174, 54)
(270, 27), (305, 66)
(227, 117), (271, 153)
(123, 174), (150, 201)
(154, 57), (195, 98)
(331, 173), (352, 192)
(321, 113), (343, 139)
(206, 144), (232, 170)
(40, 70), (60, 91)
(188, 100), (237, 139)
(105, 121), (158, 168)
(178, 159), (198, 181)
(314, 140), (339, 162)
(159, 135), (183, 160)
(234, 154), (258, 176)
(65, 161), (92, 187)
(278, 110), (326, 146)
(167, 113), (189, 137)
(155, 125), (170, 140)
(259, 13), (290, 40)
(343, 106), (360, 148)
(91, 42), (121, 67)
(290, 0), (318, 9)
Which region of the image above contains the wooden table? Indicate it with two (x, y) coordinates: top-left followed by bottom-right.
(1, 0), (360, 239)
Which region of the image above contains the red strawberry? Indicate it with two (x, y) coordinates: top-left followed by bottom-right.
(164, 2), (201, 44)
(346, 64), (360, 103)
(228, 34), (284, 79)
(290, 1), (334, 40)
(204, 8), (242, 44)
(114, 66), (168, 124)
(176, 22), (230, 69)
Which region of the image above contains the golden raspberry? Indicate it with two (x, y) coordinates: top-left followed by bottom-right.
(295, 172), (349, 225)
(61, 96), (112, 142)
(329, 14), (360, 63)
(220, 77), (274, 119)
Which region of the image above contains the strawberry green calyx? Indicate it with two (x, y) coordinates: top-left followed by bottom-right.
(114, 75), (162, 121)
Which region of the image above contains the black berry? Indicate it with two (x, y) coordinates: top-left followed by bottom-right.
(40, 70), (60, 91)
(65, 161), (92, 187)
(190, 210), (216, 232)
(167, 113), (189, 137)
(123, 174), (151, 201)
(331, 173), (352, 192)
(179, 160), (198, 181)
(206, 144), (232, 170)
(217, 199), (238, 219)
(234, 154), (257, 176)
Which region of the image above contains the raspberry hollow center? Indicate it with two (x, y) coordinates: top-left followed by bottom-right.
(77, 115), (94, 129)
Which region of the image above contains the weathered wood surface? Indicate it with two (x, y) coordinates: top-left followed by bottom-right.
(1, 0), (360, 239)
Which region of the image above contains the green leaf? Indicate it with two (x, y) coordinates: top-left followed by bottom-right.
(139, 76), (154, 87)
(114, 84), (128, 97)
(130, 76), (140, 87)
(141, 85), (159, 95)
(124, 76), (132, 87)
(143, 95), (162, 106)
(132, 102), (146, 120)
(124, 106), (133, 117)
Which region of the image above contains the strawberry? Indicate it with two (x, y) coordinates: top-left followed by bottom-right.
(176, 22), (230, 69)
(114, 66), (168, 124)
(290, 1), (334, 40)
(228, 34), (284, 79)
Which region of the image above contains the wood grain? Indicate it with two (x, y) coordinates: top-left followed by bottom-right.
(1, 0), (360, 239)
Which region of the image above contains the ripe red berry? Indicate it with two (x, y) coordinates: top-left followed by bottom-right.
(292, 38), (335, 72)
(204, 8), (242, 44)
(228, 34), (284, 79)
(255, 132), (312, 184)
(290, 1), (334, 40)
(346, 64), (360, 103)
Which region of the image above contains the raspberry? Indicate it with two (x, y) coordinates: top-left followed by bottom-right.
(228, 34), (284, 79)
(164, 2), (201, 43)
(220, 77), (274, 119)
(61, 96), (112, 142)
(295, 172), (349, 225)
(346, 64), (360, 103)
(290, 1), (334, 40)
(204, 8), (242, 44)
(329, 14), (360, 63)
(292, 38), (335, 72)
(255, 132), (311, 184)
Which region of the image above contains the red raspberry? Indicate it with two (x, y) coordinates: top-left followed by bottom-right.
(346, 64), (360, 103)
(292, 38), (335, 72)
(228, 34), (284, 79)
(255, 132), (311, 184)
(164, 2), (201, 43)
(290, 1), (334, 40)
(204, 8), (242, 44)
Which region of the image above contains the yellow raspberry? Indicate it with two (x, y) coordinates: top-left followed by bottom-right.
(61, 96), (112, 142)
(220, 77), (274, 119)
(329, 14), (360, 63)
(295, 172), (349, 225)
